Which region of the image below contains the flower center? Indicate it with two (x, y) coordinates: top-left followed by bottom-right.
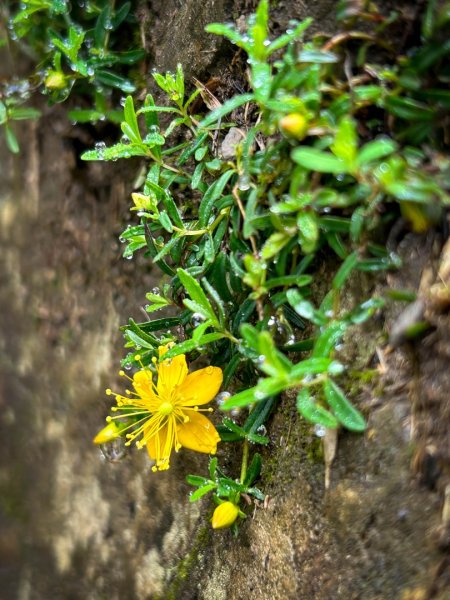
(158, 401), (173, 416)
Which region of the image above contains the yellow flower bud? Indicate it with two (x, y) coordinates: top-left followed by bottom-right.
(93, 422), (122, 445)
(44, 71), (67, 90)
(131, 192), (152, 211)
(211, 501), (239, 530)
(280, 113), (308, 139)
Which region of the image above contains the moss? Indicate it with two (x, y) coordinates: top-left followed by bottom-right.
(164, 524), (212, 599)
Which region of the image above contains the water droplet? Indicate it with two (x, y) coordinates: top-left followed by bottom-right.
(254, 391), (265, 400)
(99, 437), (127, 462)
(237, 175), (251, 191)
(257, 424), (267, 436)
(230, 408), (241, 417)
(121, 135), (130, 145)
(314, 424), (326, 438)
(124, 363), (132, 370)
(151, 287), (160, 294)
(215, 391), (231, 406)
(192, 312), (205, 327)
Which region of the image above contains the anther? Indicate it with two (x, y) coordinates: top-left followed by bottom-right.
(105, 388), (112, 395)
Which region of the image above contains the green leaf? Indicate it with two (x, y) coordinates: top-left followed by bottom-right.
(312, 321), (347, 358)
(205, 23), (245, 46)
(158, 210), (173, 232)
(385, 96), (434, 121)
(356, 138), (397, 167)
(146, 181), (183, 227)
(297, 388), (338, 428)
(0, 101), (7, 125)
(244, 453), (262, 487)
(323, 379), (366, 432)
(292, 147), (347, 174)
(267, 18), (312, 54)
(251, 62), (272, 101)
(221, 417), (246, 438)
(332, 251), (358, 289)
(9, 107), (41, 120)
(94, 3), (111, 47)
(264, 275), (312, 290)
(4, 125), (19, 153)
(261, 232), (291, 260)
(209, 457), (218, 479)
(162, 333), (225, 359)
(298, 49), (339, 63)
(186, 475), (209, 486)
(129, 317), (180, 332)
(257, 331), (291, 377)
(95, 70), (135, 93)
(198, 169), (235, 227)
(123, 96), (141, 143)
(331, 117), (357, 167)
(81, 143), (147, 161)
(297, 211), (319, 254)
(177, 269), (218, 325)
(199, 94), (254, 128)
(289, 357), (333, 380)
(189, 483), (217, 502)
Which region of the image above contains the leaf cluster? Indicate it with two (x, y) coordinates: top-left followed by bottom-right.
(84, 1), (449, 444)
(1, 0), (144, 151)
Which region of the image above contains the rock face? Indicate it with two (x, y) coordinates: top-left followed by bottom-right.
(0, 2), (449, 600)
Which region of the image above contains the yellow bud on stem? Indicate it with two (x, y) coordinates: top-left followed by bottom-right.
(279, 113), (308, 140)
(211, 501), (239, 530)
(44, 71), (67, 90)
(93, 422), (122, 445)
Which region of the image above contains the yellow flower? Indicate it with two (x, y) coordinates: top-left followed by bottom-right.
(211, 501), (239, 529)
(104, 346), (222, 471)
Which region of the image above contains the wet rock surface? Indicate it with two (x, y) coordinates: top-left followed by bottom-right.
(1, 1), (449, 599)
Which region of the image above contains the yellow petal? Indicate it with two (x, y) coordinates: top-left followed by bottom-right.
(145, 422), (172, 469)
(93, 422), (121, 445)
(175, 366), (223, 406)
(177, 411), (220, 454)
(211, 501), (239, 529)
(157, 352), (188, 394)
(133, 369), (156, 399)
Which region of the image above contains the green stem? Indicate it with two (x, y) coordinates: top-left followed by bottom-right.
(240, 439), (249, 484)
